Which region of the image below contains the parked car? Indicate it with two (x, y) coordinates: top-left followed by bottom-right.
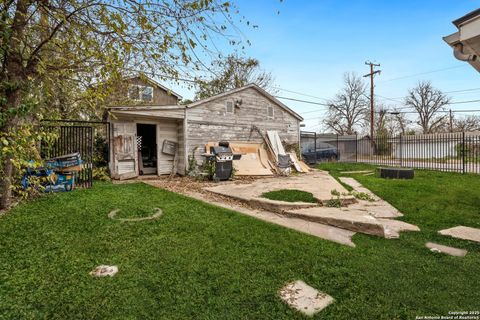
(302, 142), (339, 164)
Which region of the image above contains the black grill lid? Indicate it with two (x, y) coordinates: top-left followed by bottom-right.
(210, 146), (232, 154)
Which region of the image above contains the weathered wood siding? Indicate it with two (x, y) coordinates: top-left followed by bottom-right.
(128, 77), (179, 106)
(108, 77), (180, 106)
(108, 112), (186, 176)
(185, 87), (300, 166)
(156, 121), (176, 174)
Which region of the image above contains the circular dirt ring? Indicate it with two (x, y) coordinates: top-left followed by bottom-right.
(108, 208), (163, 222)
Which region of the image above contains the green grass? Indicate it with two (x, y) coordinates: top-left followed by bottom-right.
(0, 174), (479, 319)
(262, 189), (318, 203)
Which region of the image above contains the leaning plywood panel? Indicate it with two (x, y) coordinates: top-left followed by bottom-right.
(266, 131), (286, 156)
(205, 142), (275, 176)
(233, 152), (273, 176)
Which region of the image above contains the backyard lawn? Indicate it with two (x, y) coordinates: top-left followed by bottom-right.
(0, 165), (479, 319)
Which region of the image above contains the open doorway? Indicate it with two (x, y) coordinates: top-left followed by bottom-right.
(136, 123), (157, 175)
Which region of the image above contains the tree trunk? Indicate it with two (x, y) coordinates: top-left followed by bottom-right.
(0, 91), (22, 210)
(0, 156), (15, 209)
(0, 0), (31, 209)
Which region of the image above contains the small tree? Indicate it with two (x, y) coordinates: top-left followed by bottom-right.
(405, 81), (450, 134)
(194, 53), (275, 99)
(453, 115), (480, 132)
(0, 0), (249, 209)
(323, 72), (368, 135)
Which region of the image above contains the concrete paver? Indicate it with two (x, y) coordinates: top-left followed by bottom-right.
(285, 206), (418, 238)
(338, 177), (403, 218)
(206, 171), (354, 207)
(438, 226), (480, 243)
(186, 192), (356, 247)
(279, 280), (334, 316)
(425, 242), (467, 257)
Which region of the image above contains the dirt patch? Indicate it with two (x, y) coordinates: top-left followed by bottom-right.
(142, 176), (265, 210)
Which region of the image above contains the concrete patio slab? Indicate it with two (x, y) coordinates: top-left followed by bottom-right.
(425, 242), (467, 257)
(205, 171), (355, 213)
(338, 177), (403, 219)
(279, 280), (334, 316)
(285, 207), (419, 238)
(438, 226), (480, 243)
(338, 177), (380, 200)
(186, 192), (357, 247)
(346, 202), (403, 219)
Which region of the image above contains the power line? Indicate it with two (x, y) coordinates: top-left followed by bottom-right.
(375, 95), (480, 106)
(274, 87), (329, 101)
(383, 109), (480, 115)
(274, 95), (331, 106)
(376, 87), (480, 102)
(301, 108), (480, 121)
(378, 65), (467, 83)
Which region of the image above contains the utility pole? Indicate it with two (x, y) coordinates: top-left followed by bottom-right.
(449, 109), (453, 133)
(363, 62), (381, 139)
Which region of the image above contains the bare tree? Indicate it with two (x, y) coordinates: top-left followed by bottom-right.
(323, 72), (368, 135)
(195, 53), (275, 99)
(454, 115), (480, 132)
(405, 81), (450, 134)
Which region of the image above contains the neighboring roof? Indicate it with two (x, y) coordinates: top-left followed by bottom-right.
(453, 8), (480, 27)
(124, 74), (183, 100)
(108, 105), (185, 111)
(186, 84), (304, 121)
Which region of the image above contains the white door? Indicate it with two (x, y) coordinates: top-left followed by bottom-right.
(112, 122), (138, 180)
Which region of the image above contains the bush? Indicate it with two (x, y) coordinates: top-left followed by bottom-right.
(92, 167), (111, 181)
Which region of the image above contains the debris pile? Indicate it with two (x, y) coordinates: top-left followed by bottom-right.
(205, 129), (310, 176)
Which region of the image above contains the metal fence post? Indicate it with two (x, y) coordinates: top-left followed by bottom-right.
(355, 134), (358, 162)
(462, 131), (466, 174)
(399, 134), (403, 167)
(336, 134), (339, 161)
(314, 132), (317, 163)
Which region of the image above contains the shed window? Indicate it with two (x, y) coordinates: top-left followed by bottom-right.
(128, 85), (154, 102)
(226, 101), (234, 114)
(267, 105), (274, 119)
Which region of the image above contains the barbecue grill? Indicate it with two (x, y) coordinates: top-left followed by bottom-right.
(206, 141), (241, 181)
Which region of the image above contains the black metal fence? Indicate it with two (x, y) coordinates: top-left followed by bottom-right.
(40, 121), (109, 188)
(300, 131), (480, 174)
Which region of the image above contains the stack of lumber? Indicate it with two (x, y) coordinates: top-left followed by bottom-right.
(205, 130), (310, 176)
(264, 131), (310, 174)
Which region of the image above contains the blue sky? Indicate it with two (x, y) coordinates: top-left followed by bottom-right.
(167, 0), (480, 131)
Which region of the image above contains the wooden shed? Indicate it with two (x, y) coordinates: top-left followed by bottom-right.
(108, 83), (303, 179)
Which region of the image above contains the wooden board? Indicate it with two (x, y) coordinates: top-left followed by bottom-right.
(206, 142), (275, 176)
(266, 130), (286, 157)
(234, 152), (273, 176)
(288, 153), (303, 173)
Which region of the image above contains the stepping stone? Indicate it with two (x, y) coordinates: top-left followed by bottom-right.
(285, 207), (419, 238)
(425, 242), (467, 257)
(438, 226), (480, 243)
(279, 280), (333, 316)
(90, 265), (118, 277)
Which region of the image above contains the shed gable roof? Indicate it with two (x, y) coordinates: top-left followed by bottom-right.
(186, 84), (304, 121)
(124, 74), (183, 100)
